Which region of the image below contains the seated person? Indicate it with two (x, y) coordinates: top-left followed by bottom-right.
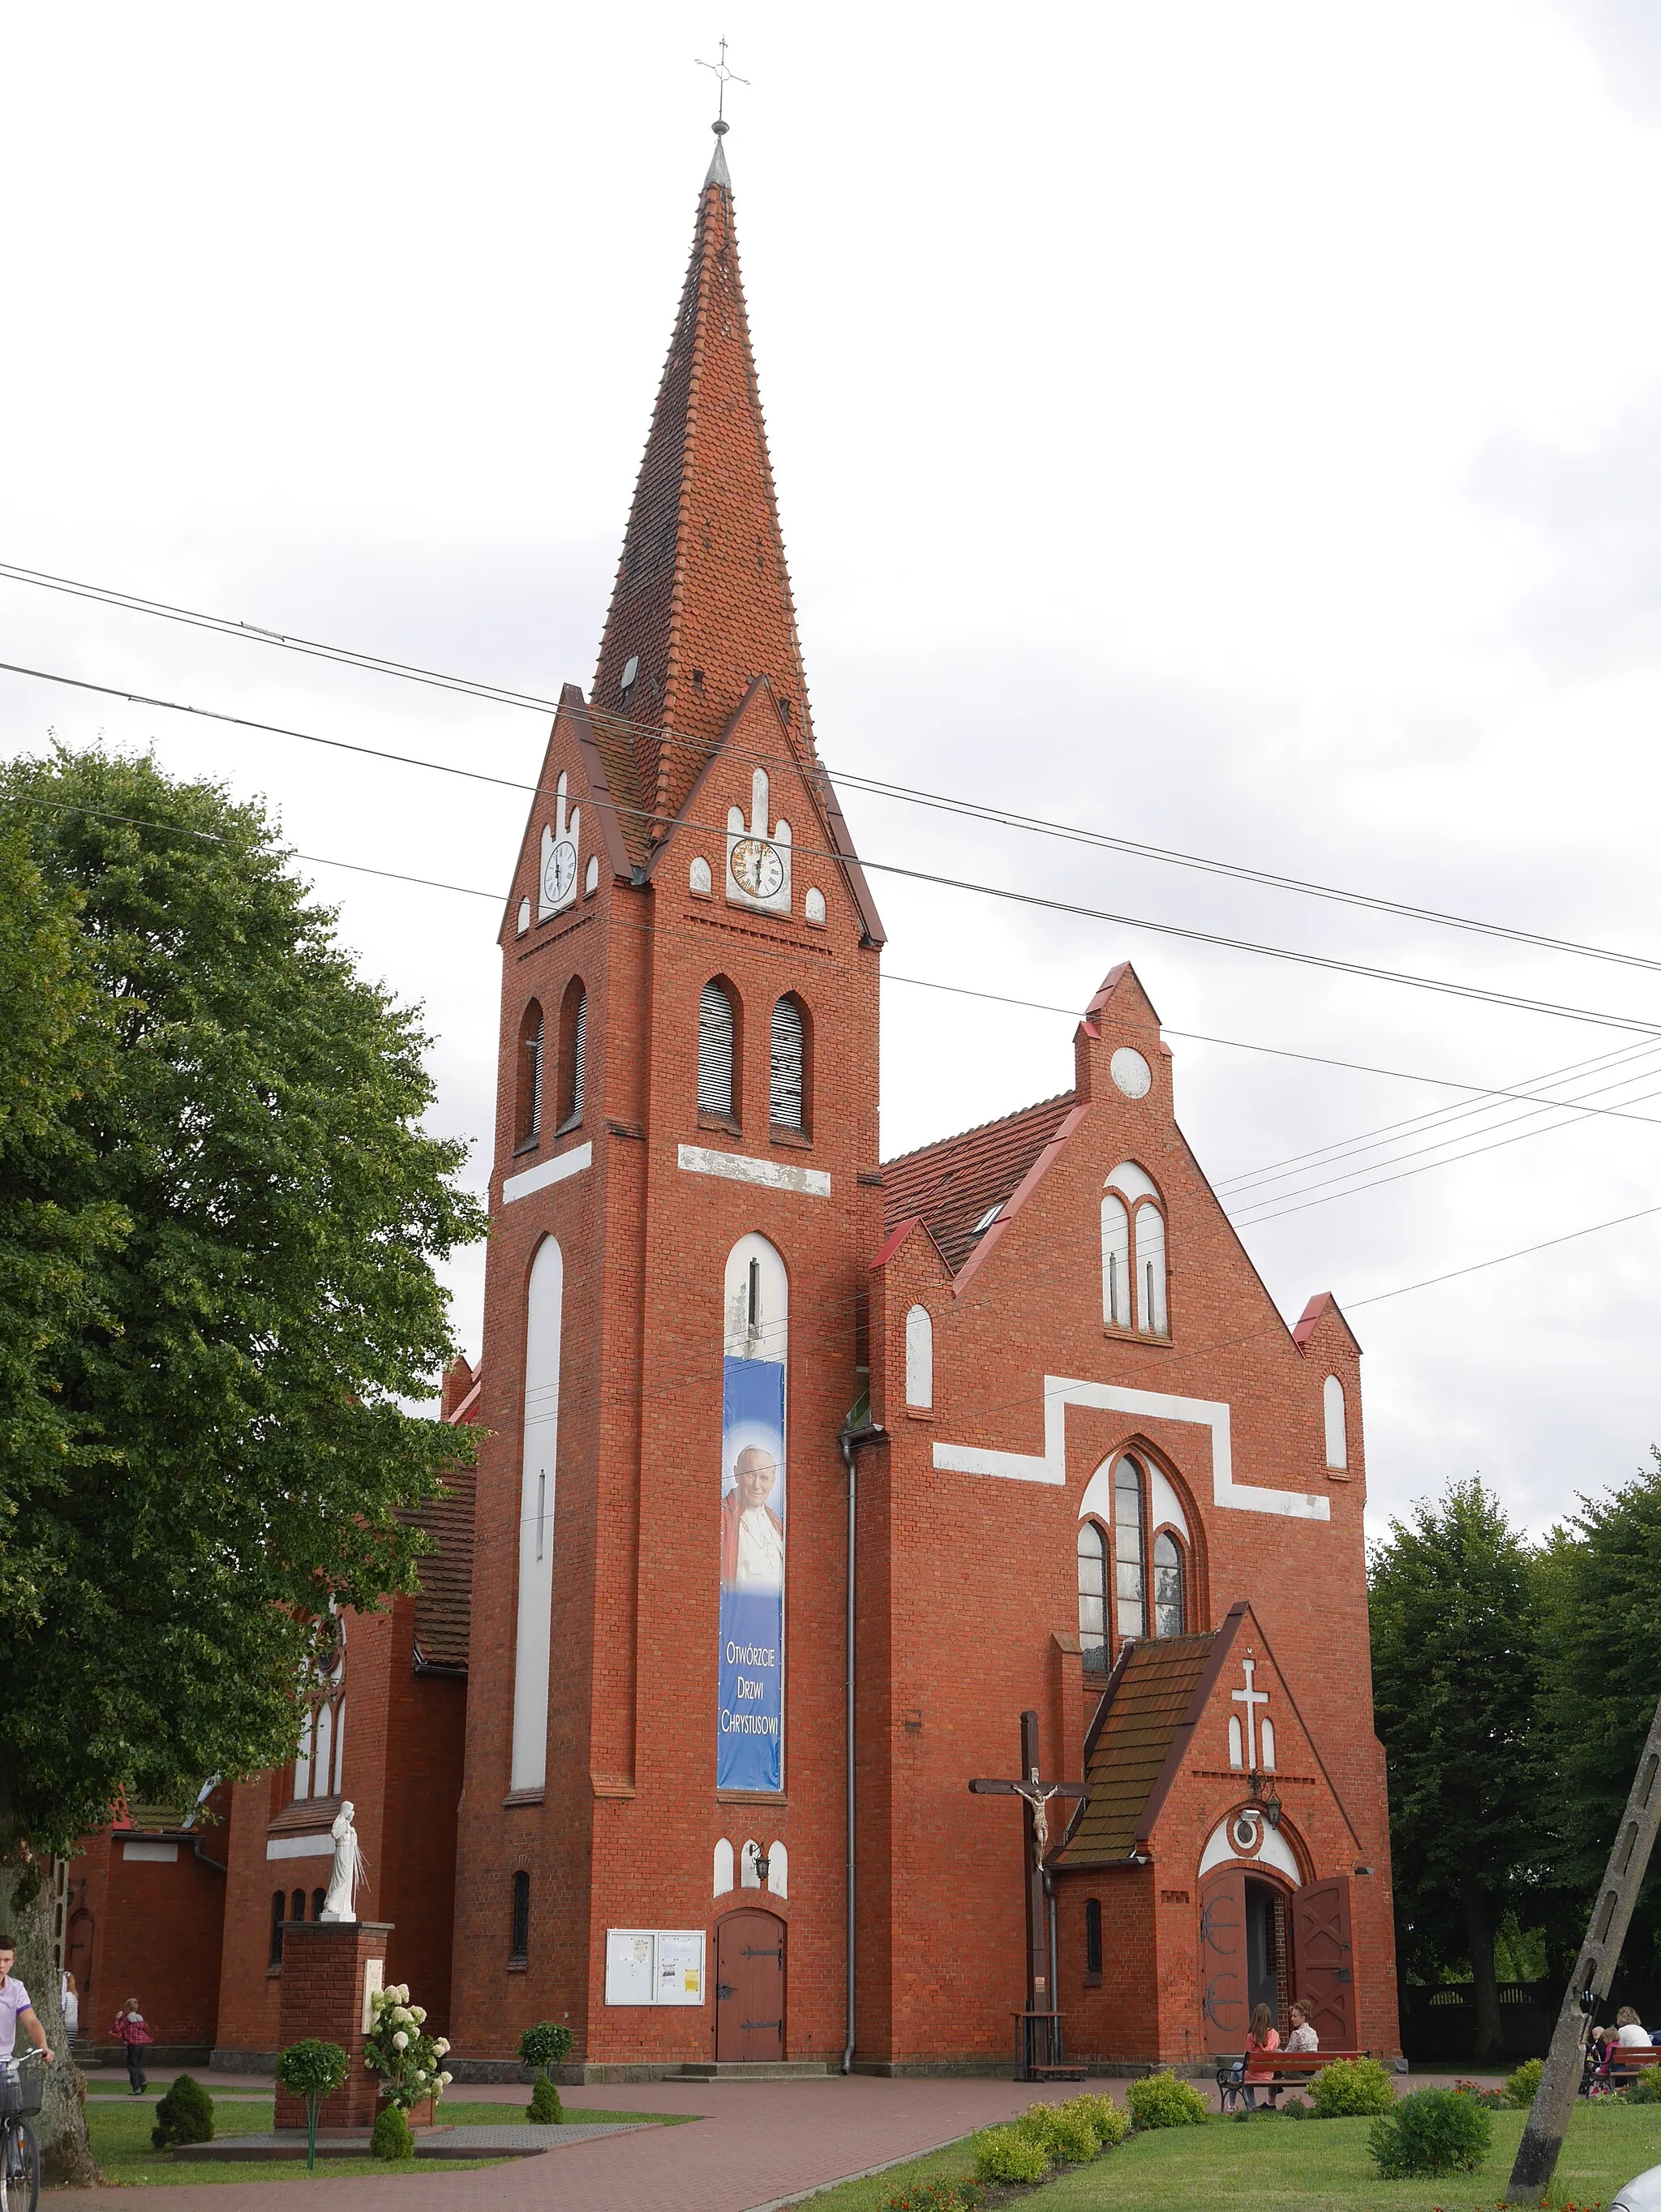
(1616, 2005), (1652, 2048)
(1285, 2000), (1319, 2053)
(1226, 2004), (1281, 2109)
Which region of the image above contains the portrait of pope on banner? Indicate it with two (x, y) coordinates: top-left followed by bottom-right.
(720, 1444), (784, 1590)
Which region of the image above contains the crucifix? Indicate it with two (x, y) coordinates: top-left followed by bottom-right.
(1233, 1651), (1268, 1770)
(969, 1710), (1088, 2031)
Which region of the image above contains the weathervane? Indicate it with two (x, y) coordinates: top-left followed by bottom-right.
(696, 35), (749, 135)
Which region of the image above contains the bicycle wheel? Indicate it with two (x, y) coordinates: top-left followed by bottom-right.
(4, 2120), (39, 2212)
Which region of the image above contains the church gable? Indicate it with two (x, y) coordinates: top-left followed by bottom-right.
(499, 692), (629, 952)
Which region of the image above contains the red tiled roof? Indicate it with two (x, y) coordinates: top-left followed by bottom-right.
(881, 1092), (1076, 1274)
(403, 1466), (475, 1673)
(1055, 1632), (1217, 1866)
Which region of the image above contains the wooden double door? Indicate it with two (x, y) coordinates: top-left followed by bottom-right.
(715, 1909), (786, 2063)
(1199, 1869), (1356, 2053)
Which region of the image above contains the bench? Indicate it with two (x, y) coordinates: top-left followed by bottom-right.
(1594, 2043), (1661, 2094)
(1217, 2048), (1363, 2110)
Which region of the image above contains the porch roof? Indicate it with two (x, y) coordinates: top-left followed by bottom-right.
(1054, 1630), (1219, 1866)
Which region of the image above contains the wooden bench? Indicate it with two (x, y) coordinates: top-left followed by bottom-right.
(1594, 2043), (1661, 2094)
(1217, 2048), (1363, 2110)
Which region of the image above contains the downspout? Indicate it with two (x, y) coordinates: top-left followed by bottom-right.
(838, 1420), (884, 2077)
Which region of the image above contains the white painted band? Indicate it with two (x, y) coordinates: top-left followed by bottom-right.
(932, 1376), (1329, 1521)
(678, 1144), (830, 1198)
(502, 1141), (593, 1205)
(264, 1833), (336, 1861)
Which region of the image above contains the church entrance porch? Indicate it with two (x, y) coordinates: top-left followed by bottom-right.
(715, 1909), (787, 2063)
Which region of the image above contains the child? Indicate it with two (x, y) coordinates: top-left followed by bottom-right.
(111, 1995), (153, 2095)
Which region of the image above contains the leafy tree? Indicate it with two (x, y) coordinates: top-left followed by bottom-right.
(1536, 1456), (1661, 1958)
(1369, 1480), (1543, 2061)
(0, 748), (483, 2170)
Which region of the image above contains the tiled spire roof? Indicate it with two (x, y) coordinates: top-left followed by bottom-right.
(590, 135), (816, 847)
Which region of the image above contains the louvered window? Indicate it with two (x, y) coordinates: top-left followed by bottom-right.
(698, 981), (736, 1118)
(516, 1003), (544, 1149)
(770, 997), (805, 1131)
(571, 994), (586, 1118)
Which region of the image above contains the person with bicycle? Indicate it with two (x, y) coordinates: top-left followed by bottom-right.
(0, 1941), (51, 2072)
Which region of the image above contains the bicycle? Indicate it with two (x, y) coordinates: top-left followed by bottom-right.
(0, 2047), (45, 2212)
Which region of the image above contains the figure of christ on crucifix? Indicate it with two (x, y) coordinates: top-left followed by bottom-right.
(970, 1710), (1088, 2075)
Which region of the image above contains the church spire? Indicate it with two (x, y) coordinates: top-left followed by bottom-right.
(590, 131), (815, 844)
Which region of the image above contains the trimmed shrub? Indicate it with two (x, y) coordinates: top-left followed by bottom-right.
(1310, 2057), (1397, 2119)
(1020, 2102), (1097, 2163)
(151, 2073), (215, 2150)
(370, 2104), (414, 2163)
(1126, 2070), (1211, 2130)
(1064, 2092), (1129, 2150)
(1368, 2086), (1492, 2179)
(882, 2184), (981, 2212)
(528, 2077), (563, 2124)
(972, 2124), (1051, 2185)
(1629, 2069), (1661, 2106)
(1505, 2057), (1543, 2109)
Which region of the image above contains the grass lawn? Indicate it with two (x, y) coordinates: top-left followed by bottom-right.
(82, 2092), (689, 2187)
(788, 2103), (1661, 2212)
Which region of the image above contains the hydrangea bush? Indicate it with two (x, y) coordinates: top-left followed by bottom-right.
(362, 1982), (453, 2112)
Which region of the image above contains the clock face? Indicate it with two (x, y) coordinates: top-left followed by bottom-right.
(543, 839), (577, 905)
(729, 836), (785, 900)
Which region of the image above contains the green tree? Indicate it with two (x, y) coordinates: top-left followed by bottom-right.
(1369, 1480), (1543, 2062)
(1537, 1455), (1661, 1955)
(0, 748), (484, 2172)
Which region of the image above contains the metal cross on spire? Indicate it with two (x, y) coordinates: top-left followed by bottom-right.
(696, 35), (749, 134)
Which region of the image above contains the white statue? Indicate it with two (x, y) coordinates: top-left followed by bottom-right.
(320, 1799), (367, 1922)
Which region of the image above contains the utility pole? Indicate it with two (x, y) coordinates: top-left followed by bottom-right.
(1509, 1687), (1661, 2203)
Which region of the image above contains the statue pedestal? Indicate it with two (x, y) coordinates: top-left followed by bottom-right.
(274, 1920), (393, 2131)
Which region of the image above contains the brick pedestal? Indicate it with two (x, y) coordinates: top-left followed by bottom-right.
(273, 1921), (392, 2130)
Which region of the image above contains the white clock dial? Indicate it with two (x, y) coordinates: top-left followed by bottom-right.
(729, 837), (785, 900)
(1110, 1046), (1152, 1099)
(543, 839), (577, 905)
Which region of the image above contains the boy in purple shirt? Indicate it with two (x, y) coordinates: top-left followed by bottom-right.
(0, 1935), (53, 2068)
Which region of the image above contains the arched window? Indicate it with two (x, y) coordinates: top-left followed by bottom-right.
(1323, 1375), (1347, 1471)
(904, 1304), (934, 1409)
(698, 979), (737, 1122)
(1152, 1531), (1186, 1636)
(1084, 1897), (1104, 1979)
(1077, 1522), (1108, 1673)
(770, 995), (807, 1134)
(1228, 1716), (1244, 1768)
(1101, 1194), (1131, 1329)
(1114, 1459), (1146, 1639)
(1260, 1718), (1277, 1772)
(311, 1888), (325, 1922)
(556, 978), (586, 1132)
(291, 1888), (306, 1924)
(292, 1609), (346, 1804)
(511, 1237), (564, 1794)
(515, 1001), (543, 1149)
(268, 1891), (285, 1969)
(1104, 1163), (1169, 1335)
(509, 1871), (530, 1965)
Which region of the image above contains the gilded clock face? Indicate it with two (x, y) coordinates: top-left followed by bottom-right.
(543, 839), (577, 904)
(729, 836), (784, 900)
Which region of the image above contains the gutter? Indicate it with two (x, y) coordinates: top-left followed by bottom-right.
(837, 1421), (886, 2077)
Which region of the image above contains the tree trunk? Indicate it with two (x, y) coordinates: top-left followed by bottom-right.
(0, 1859), (99, 2185)
(1462, 1871), (1505, 2066)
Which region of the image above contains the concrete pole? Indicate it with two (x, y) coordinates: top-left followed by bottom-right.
(1509, 1688), (1661, 2203)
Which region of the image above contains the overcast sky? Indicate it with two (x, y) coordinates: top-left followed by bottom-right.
(5, 0), (1660, 1544)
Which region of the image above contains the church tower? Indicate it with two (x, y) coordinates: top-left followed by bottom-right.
(448, 127), (884, 2068)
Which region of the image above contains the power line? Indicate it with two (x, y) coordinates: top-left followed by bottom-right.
(6, 556), (1661, 981)
(1346, 1200), (1661, 1309)
(9, 654), (1661, 1045)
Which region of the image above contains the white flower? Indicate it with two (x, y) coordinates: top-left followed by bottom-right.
(393, 2031), (409, 2051)
(410, 2007), (427, 2024)
(397, 1985), (410, 2003)
(440, 2072), (453, 2087)
(434, 2039), (450, 2056)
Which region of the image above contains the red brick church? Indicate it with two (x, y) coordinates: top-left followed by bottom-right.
(69, 127), (1400, 2079)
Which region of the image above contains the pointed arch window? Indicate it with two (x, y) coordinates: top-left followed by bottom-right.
(904, 1304), (934, 1410)
(556, 978), (586, 1132)
(1323, 1375), (1348, 1471)
(515, 1001), (544, 1151)
(770, 995), (808, 1135)
(1104, 1163), (1169, 1337)
(698, 979), (738, 1123)
(1094, 1452), (1192, 1655)
(1077, 1521), (1109, 1673)
(291, 1609), (346, 1805)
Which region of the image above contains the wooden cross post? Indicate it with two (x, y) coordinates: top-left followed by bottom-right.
(969, 1709), (1088, 2073)
(1509, 1683), (1661, 2201)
